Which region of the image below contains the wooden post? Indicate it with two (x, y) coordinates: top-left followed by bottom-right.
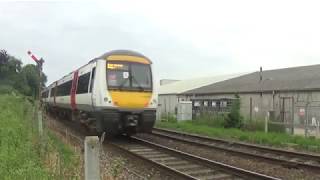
(65, 128), (68, 143)
(38, 110), (43, 136)
(84, 136), (100, 180)
(305, 103), (309, 137)
(291, 97), (294, 135)
(249, 97), (252, 122)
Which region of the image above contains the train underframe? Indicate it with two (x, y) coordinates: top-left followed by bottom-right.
(46, 105), (156, 136)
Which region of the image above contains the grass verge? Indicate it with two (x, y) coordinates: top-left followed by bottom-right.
(156, 120), (320, 152)
(0, 94), (49, 179)
(0, 94), (81, 179)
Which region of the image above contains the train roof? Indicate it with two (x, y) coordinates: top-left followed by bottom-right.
(48, 50), (151, 87)
(91, 49), (152, 64)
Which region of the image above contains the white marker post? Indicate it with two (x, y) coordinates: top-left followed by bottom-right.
(84, 136), (100, 180)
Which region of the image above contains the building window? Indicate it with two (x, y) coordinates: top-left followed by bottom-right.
(212, 101), (217, 107)
(194, 101), (201, 107)
(220, 101), (227, 107)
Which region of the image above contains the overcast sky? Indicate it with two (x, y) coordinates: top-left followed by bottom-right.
(1, 0), (320, 85)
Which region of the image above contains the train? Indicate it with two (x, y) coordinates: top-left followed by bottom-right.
(42, 50), (157, 136)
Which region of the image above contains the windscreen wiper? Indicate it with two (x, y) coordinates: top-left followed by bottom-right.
(118, 78), (129, 90)
(131, 75), (145, 91)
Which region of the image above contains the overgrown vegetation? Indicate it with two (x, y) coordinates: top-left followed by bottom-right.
(0, 94), (49, 179)
(0, 50), (82, 179)
(0, 94), (81, 179)
(109, 157), (125, 178)
(44, 132), (81, 179)
(0, 49), (47, 97)
(193, 113), (226, 128)
(156, 120), (320, 152)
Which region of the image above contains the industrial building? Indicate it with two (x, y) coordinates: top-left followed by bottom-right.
(157, 73), (247, 119)
(180, 64), (320, 136)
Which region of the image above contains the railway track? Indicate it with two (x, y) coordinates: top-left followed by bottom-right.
(112, 136), (280, 180)
(151, 128), (320, 173)
(46, 116), (279, 179)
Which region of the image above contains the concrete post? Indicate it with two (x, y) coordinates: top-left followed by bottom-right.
(264, 114), (268, 133)
(317, 120), (320, 138)
(84, 136), (100, 180)
(38, 110), (43, 136)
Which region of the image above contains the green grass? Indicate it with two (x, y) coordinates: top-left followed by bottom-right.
(0, 94), (81, 179)
(156, 120), (320, 152)
(0, 94), (49, 179)
(45, 132), (81, 179)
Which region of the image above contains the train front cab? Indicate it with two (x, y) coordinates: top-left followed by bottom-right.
(95, 53), (157, 136)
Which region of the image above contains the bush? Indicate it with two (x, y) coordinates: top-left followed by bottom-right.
(0, 84), (17, 94)
(224, 94), (243, 128)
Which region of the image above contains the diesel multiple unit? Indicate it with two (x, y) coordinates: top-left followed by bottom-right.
(42, 50), (157, 135)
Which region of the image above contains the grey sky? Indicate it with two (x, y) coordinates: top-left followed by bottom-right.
(1, 0), (320, 85)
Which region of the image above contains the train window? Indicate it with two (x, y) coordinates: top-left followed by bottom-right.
(77, 72), (90, 94)
(50, 87), (56, 97)
(42, 92), (45, 98)
(89, 67), (96, 93)
(107, 70), (130, 87)
(107, 62), (130, 88)
(131, 64), (152, 89)
(56, 81), (72, 96)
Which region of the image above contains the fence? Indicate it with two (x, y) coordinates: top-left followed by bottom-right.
(262, 96), (320, 138)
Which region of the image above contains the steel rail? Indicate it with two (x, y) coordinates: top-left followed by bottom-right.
(112, 136), (280, 180)
(151, 128), (320, 172)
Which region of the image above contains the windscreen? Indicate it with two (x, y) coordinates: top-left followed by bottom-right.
(107, 62), (152, 91)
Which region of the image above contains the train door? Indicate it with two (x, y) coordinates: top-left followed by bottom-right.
(53, 81), (58, 106)
(75, 67), (93, 111)
(89, 66), (96, 110)
(70, 70), (79, 110)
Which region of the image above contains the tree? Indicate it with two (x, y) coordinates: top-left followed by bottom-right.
(0, 50), (47, 97)
(0, 52), (22, 86)
(20, 64), (47, 97)
(0, 49), (9, 65)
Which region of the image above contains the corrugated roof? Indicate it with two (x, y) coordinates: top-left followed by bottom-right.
(184, 64), (320, 95)
(158, 73), (248, 95)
